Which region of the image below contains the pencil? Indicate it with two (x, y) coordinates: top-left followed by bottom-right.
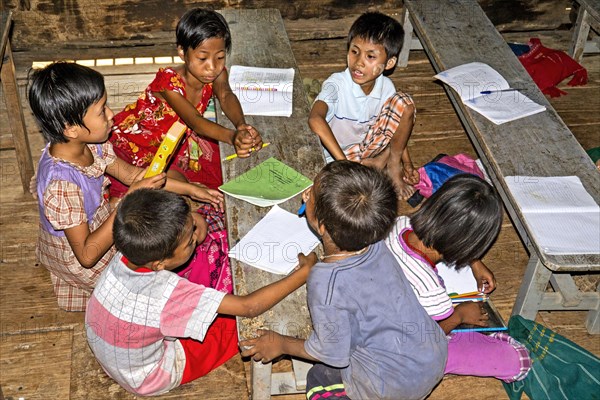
(222, 142), (271, 161)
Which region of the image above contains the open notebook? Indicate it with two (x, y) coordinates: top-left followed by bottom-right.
(505, 176), (600, 255)
(434, 62), (545, 124)
(437, 263), (507, 333)
(229, 65), (295, 117)
(228, 205), (320, 275)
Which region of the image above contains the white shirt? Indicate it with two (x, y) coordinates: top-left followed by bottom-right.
(316, 68), (396, 161)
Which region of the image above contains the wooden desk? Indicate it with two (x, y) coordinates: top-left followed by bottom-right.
(570, 0), (600, 62)
(217, 9), (325, 398)
(401, 0), (600, 333)
(1, 11), (34, 193)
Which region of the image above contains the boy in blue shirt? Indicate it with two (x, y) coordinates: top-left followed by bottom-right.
(308, 12), (420, 200)
(240, 161), (447, 400)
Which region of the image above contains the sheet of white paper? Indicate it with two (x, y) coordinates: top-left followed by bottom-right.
(523, 212), (600, 255)
(434, 62), (545, 124)
(434, 62), (509, 102)
(229, 65), (295, 117)
(464, 91), (546, 124)
(505, 176), (600, 255)
(436, 262), (478, 295)
(505, 176), (599, 213)
(228, 205), (320, 274)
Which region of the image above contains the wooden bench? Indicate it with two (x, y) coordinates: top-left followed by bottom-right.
(216, 9), (325, 399)
(400, 0), (600, 333)
(1, 11), (34, 193)
(570, 0), (600, 62)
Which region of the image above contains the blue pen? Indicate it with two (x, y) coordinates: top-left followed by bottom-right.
(480, 88), (522, 95)
(297, 203), (306, 216)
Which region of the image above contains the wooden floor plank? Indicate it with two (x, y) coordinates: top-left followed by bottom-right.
(69, 326), (249, 399)
(0, 329), (74, 399)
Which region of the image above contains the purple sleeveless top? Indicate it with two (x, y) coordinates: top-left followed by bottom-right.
(36, 144), (104, 237)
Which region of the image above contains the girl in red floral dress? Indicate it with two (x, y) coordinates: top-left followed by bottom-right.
(109, 8), (263, 197)
(110, 8), (264, 294)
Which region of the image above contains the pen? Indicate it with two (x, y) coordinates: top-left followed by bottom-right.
(297, 203), (306, 216)
(222, 142), (270, 161)
(480, 88), (523, 95)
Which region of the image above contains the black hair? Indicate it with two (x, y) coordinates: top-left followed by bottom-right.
(113, 189), (191, 266)
(347, 11), (404, 60)
(28, 62), (106, 144)
(411, 174), (503, 269)
(176, 8), (231, 53)
(314, 160), (398, 251)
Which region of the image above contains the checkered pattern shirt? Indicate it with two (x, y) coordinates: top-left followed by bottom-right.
(36, 143), (116, 311)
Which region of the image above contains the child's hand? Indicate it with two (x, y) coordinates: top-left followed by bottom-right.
(455, 302), (489, 327)
(126, 173), (167, 194)
(471, 260), (496, 294)
(233, 125), (264, 157)
(188, 183), (225, 212)
(295, 252), (319, 273)
(402, 164), (420, 186)
(239, 329), (285, 363)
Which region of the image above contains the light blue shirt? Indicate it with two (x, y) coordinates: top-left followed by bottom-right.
(315, 68), (396, 161)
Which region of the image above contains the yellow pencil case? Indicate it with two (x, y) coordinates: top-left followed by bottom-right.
(144, 121), (188, 178)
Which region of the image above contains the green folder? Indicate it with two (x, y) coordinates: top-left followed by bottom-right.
(219, 157), (313, 207)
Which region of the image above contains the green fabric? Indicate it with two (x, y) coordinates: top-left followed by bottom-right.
(503, 316), (600, 400)
(586, 147), (600, 164)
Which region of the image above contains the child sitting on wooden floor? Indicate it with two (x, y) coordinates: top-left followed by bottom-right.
(85, 189), (317, 396)
(308, 11), (420, 200)
(109, 8), (263, 197)
(28, 62), (222, 311)
(240, 161), (447, 400)
(385, 174), (531, 382)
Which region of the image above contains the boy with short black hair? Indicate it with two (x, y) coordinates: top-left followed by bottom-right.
(240, 161), (447, 400)
(309, 11), (420, 200)
(85, 189), (316, 396)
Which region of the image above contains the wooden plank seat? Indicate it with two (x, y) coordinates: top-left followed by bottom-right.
(400, 0), (600, 333)
(216, 9), (325, 399)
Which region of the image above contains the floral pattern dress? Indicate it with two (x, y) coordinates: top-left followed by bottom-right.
(109, 67), (222, 197)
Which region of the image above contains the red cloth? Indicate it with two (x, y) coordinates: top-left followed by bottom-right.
(518, 38), (588, 97)
(180, 315), (238, 384)
(108, 68), (223, 197)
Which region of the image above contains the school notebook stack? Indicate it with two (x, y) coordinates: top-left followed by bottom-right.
(219, 157), (312, 207)
(437, 262), (507, 333)
(434, 62), (546, 124)
(229, 205), (320, 275)
(505, 175), (600, 255)
(229, 65), (295, 117)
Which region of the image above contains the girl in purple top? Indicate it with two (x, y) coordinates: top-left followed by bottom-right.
(29, 62), (223, 310)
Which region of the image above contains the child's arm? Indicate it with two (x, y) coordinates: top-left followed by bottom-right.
(217, 252), (318, 318)
(62, 174), (167, 268)
(159, 73), (262, 158)
(471, 260), (496, 294)
(106, 157), (224, 209)
(437, 301), (489, 335)
(213, 70), (262, 151)
(308, 100), (347, 161)
(240, 329), (318, 364)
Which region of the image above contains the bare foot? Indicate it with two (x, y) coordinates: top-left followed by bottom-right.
(393, 177), (416, 200)
(361, 147), (389, 170)
(403, 165), (420, 185)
